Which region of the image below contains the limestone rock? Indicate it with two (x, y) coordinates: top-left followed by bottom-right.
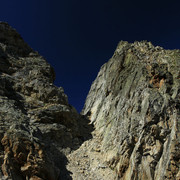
(82, 41), (180, 180)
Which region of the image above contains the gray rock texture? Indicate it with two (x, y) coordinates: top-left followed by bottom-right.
(0, 22), (92, 180)
(81, 41), (180, 180)
(0, 22), (179, 180)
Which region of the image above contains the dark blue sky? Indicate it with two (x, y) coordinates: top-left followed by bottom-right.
(1, 0), (180, 112)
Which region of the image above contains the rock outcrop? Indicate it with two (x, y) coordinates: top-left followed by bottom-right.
(0, 22), (92, 180)
(0, 22), (179, 180)
(81, 41), (180, 179)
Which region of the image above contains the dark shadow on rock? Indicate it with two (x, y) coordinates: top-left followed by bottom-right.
(59, 114), (94, 179)
(35, 114), (94, 180)
(76, 114), (95, 145)
(62, 115), (94, 179)
(0, 76), (27, 114)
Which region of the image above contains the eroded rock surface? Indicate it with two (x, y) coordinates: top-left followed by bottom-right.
(0, 22), (93, 180)
(0, 22), (179, 180)
(80, 41), (180, 180)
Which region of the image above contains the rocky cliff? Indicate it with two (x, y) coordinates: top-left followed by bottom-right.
(0, 22), (179, 180)
(0, 22), (92, 180)
(80, 41), (180, 180)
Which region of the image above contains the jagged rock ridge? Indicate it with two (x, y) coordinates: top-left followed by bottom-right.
(0, 22), (92, 180)
(81, 41), (180, 179)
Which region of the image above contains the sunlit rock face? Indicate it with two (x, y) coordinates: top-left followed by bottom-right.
(82, 41), (180, 180)
(0, 22), (92, 180)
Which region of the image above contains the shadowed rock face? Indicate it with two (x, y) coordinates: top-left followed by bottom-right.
(82, 41), (180, 179)
(0, 22), (93, 180)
